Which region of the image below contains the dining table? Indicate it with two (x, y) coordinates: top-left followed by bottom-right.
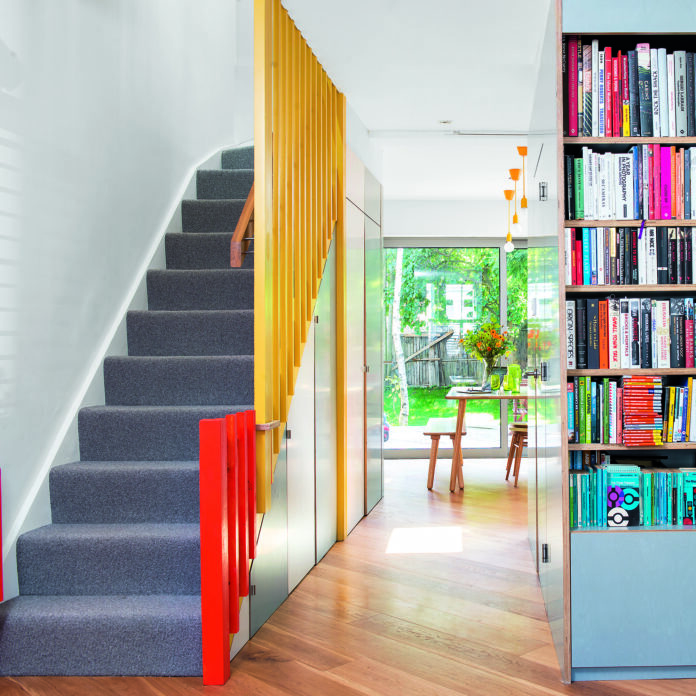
(444, 387), (529, 489)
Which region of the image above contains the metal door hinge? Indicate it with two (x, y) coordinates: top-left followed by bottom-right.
(362, 364), (370, 373)
(539, 181), (548, 201)
(542, 543), (549, 564)
(250, 585), (256, 596)
(540, 361), (549, 382)
(314, 315), (319, 324)
(286, 429), (292, 440)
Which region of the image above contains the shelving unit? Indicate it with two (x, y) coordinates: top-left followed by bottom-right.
(551, 16), (696, 682)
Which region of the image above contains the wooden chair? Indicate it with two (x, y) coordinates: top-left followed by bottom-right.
(424, 416), (466, 492)
(505, 423), (528, 487)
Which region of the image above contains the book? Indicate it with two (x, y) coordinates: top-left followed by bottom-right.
(628, 50), (640, 137)
(670, 296), (686, 368)
(622, 52), (631, 136)
(655, 299), (670, 368)
(658, 47), (669, 136)
(599, 299), (609, 369)
(583, 43), (593, 137)
(640, 297), (652, 368)
(636, 43), (653, 136)
(650, 47), (660, 137)
(629, 298), (641, 367)
(608, 297), (620, 368)
(668, 52), (677, 137)
(686, 297), (694, 369)
(566, 300), (576, 369)
(661, 146), (672, 220)
(615, 153), (633, 220)
(675, 50), (688, 137)
(606, 47), (613, 137)
(576, 298), (588, 369)
(620, 297), (631, 368)
(687, 52), (695, 136)
(587, 298), (600, 369)
(573, 158), (584, 220)
(592, 39), (600, 137)
(598, 46), (606, 137)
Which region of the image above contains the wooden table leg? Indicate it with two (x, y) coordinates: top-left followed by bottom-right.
(427, 435), (439, 490)
(450, 400), (467, 491)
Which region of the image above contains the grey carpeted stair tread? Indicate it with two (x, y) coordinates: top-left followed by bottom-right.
(104, 355), (253, 406)
(50, 461), (199, 524)
(197, 169), (253, 200)
(0, 594), (201, 676)
(78, 404), (251, 461)
(146, 269), (254, 310)
(221, 145), (253, 170)
(165, 232), (254, 270)
(17, 523), (200, 596)
(181, 199), (246, 233)
(127, 310), (253, 356)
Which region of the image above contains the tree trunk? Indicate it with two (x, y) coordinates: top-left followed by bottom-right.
(392, 248), (409, 425)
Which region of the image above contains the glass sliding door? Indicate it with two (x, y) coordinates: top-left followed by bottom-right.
(383, 240), (527, 457)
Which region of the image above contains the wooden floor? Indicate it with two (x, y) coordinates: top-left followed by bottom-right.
(4, 458), (696, 695)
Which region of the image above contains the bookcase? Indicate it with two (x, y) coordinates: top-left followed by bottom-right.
(545, 2), (696, 682)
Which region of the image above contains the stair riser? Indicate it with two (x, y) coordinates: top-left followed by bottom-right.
(181, 199), (246, 233)
(104, 356), (253, 406)
(17, 530), (200, 596)
(78, 406), (250, 460)
(50, 464), (199, 524)
(165, 233), (254, 270)
(196, 169), (253, 200)
(127, 311), (253, 357)
(221, 145), (254, 170)
(146, 269), (254, 311)
(0, 597), (201, 676)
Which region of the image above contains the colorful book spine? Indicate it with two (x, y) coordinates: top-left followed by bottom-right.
(636, 43), (653, 136)
(566, 300), (576, 369)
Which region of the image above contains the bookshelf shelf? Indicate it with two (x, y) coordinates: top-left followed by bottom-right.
(566, 284), (696, 293)
(568, 367), (696, 376)
(569, 442), (696, 451)
(565, 219), (696, 227)
(572, 524), (696, 534)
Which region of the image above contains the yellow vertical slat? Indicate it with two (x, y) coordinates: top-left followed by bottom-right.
(318, 70), (325, 278)
(276, 5), (288, 429)
(323, 72), (329, 258)
(303, 43), (313, 339)
(291, 22), (302, 372)
(271, 0), (282, 456)
(254, 0), (273, 514)
(281, 6), (297, 408)
(335, 93), (347, 539)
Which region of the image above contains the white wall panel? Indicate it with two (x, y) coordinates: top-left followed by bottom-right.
(345, 201), (366, 533)
(286, 326), (317, 592)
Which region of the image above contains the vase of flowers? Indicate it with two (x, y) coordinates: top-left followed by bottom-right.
(459, 321), (513, 390)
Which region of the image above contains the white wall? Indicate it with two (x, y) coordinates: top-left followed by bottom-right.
(384, 198), (528, 240)
(0, 0), (253, 596)
(346, 104), (383, 184)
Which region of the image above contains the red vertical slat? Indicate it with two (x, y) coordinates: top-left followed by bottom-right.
(236, 412), (250, 596)
(245, 410), (257, 559)
(225, 415), (240, 634)
(199, 418), (230, 686)
(0, 469), (3, 601)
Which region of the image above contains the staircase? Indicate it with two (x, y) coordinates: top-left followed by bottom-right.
(0, 146), (254, 676)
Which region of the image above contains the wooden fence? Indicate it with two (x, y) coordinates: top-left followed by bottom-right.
(386, 333), (484, 388)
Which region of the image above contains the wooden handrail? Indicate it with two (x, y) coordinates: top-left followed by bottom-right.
(230, 182), (254, 268)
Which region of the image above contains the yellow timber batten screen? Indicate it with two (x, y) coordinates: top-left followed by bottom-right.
(254, 0), (347, 517)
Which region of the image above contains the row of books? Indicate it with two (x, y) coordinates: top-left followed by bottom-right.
(564, 146), (696, 221)
(567, 376), (667, 445)
(570, 462), (696, 529)
(564, 226), (696, 286)
(563, 37), (696, 138)
(566, 298), (693, 370)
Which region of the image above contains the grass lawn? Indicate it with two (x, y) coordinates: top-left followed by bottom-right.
(384, 386), (517, 427)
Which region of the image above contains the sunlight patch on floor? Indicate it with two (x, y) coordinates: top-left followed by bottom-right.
(385, 526), (465, 554)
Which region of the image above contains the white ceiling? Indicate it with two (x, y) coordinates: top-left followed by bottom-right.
(281, 0), (552, 203)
